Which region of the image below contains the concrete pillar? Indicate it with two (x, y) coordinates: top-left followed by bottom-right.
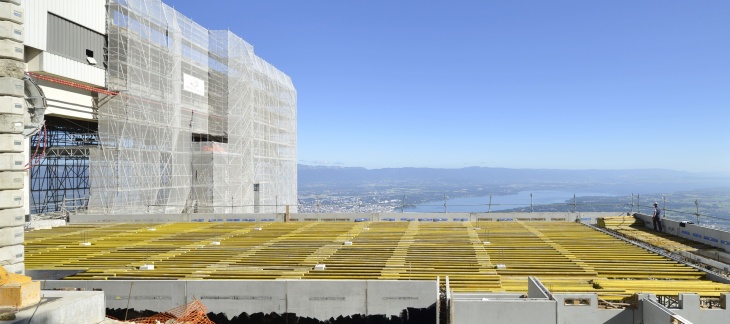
(0, 0), (24, 276)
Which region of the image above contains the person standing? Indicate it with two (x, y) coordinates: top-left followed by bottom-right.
(652, 202), (663, 232)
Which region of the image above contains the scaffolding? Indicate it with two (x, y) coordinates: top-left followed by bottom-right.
(79, 0), (296, 214)
(29, 116), (98, 214)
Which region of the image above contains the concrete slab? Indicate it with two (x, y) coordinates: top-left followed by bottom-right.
(2, 290), (105, 324)
(0, 244), (22, 264)
(0, 207), (22, 227)
(0, 189), (22, 207)
(0, 225), (22, 246)
(0, 96), (25, 115)
(0, 115), (23, 135)
(1, 262), (22, 275)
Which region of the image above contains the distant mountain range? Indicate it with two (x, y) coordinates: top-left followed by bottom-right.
(298, 165), (730, 194)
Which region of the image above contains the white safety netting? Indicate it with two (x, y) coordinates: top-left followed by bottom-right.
(88, 0), (296, 214)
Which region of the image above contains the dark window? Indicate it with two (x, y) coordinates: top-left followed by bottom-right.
(47, 13), (105, 65)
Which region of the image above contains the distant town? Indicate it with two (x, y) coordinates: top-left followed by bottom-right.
(297, 165), (730, 230)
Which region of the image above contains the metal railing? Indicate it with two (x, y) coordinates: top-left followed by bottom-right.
(33, 192), (730, 229)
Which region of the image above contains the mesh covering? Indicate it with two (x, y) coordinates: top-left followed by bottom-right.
(89, 0), (297, 214)
(107, 298), (214, 324)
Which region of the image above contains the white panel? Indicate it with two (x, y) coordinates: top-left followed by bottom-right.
(40, 51), (105, 86)
(21, 0), (47, 50)
(46, 0), (105, 34)
(40, 84), (95, 121)
(22, 0), (106, 50)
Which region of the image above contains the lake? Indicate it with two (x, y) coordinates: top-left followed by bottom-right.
(407, 190), (619, 213)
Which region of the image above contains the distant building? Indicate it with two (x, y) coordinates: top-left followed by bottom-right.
(21, 0), (297, 214)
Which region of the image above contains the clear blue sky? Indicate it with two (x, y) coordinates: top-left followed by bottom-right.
(163, 0), (730, 173)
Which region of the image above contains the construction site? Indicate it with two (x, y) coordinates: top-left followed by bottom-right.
(26, 0), (297, 217)
(13, 213), (730, 323)
(2, 0), (730, 323)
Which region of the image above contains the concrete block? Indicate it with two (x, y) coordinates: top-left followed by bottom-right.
(366, 280), (435, 317)
(0, 58), (22, 78)
(0, 20), (21, 42)
(0, 225), (22, 246)
(0, 77), (23, 97)
(188, 280), (287, 317)
(287, 280), (367, 319)
(0, 243), (22, 263)
(0, 39), (21, 61)
(0, 95), (24, 115)
(0, 207), (22, 227)
(0, 135), (22, 153)
(0, 114), (22, 134)
(0, 2), (22, 24)
(0, 153), (23, 171)
(0, 189), (22, 208)
(1, 262), (22, 275)
(9, 290), (105, 324)
(0, 171), (22, 190)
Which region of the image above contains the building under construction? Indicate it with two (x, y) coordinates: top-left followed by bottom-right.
(4, 1), (730, 323)
(22, 0), (297, 216)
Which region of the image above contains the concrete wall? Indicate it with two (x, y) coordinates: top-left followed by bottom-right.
(450, 292), (730, 324)
(553, 294), (632, 324)
(641, 297), (675, 324)
(10, 290), (105, 324)
(528, 276), (550, 299)
(603, 292), (730, 324)
(40, 279), (436, 320)
(635, 213), (730, 253)
(71, 211), (620, 225)
(672, 293), (730, 324)
(452, 299), (556, 324)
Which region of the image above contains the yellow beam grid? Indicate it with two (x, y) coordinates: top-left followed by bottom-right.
(24, 221), (730, 301)
(599, 216), (722, 253)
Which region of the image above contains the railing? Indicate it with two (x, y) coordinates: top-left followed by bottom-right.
(32, 192), (730, 231)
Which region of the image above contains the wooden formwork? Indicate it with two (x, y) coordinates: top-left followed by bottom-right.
(25, 220), (730, 301)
